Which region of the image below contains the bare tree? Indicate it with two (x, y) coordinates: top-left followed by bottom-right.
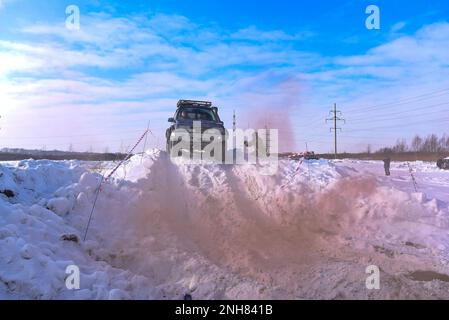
(377, 133), (449, 154)
(392, 138), (407, 153)
(438, 134), (448, 152)
(423, 134), (439, 153)
(411, 135), (423, 152)
(119, 141), (126, 154)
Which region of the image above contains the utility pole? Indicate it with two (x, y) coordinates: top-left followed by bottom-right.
(305, 142), (311, 180)
(264, 123), (270, 156)
(233, 110), (236, 161)
(326, 103), (345, 159)
(233, 110), (236, 136)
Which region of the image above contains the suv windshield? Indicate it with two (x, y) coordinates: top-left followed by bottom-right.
(176, 107), (217, 121)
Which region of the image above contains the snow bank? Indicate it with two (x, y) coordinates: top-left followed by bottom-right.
(0, 160), (85, 205)
(1, 151), (449, 300)
(0, 158), (157, 299)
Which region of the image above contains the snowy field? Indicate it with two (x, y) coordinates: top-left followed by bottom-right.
(1, 150), (449, 299)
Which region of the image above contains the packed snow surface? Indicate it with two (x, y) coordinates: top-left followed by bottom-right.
(1, 151), (449, 299)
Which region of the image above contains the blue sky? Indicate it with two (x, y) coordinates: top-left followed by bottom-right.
(1, 0), (449, 152)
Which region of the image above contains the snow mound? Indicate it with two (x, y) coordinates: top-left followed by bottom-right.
(0, 160), (85, 205)
(1, 150), (449, 299)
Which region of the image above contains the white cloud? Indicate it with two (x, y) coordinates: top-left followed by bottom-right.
(1, 12), (449, 152)
(0, 0), (15, 10)
(391, 21), (407, 33)
(15, 12), (320, 76)
(230, 26), (313, 42)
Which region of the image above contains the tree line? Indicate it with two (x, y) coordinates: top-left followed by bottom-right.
(377, 134), (449, 154)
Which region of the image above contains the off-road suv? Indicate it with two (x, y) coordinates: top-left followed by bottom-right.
(166, 100), (226, 160)
(437, 157), (449, 170)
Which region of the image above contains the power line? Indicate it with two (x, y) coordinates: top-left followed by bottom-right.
(326, 103), (345, 159)
(345, 117), (449, 133)
(346, 88), (449, 115)
(289, 88), (449, 131)
(348, 102), (449, 123)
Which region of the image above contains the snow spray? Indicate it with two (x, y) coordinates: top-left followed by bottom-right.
(83, 129), (149, 241)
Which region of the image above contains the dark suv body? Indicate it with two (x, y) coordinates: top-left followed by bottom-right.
(166, 100), (226, 158)
(437, 158), (449, 170)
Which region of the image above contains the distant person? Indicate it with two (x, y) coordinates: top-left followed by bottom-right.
(383, 157), (391, 176)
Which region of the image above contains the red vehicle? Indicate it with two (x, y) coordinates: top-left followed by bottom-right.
(303, 151), (319, 160)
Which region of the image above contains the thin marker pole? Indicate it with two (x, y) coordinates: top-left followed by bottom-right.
(141, 120), (150, 164)
(305, 142), (311, 181)
(83, 175), (104, 241)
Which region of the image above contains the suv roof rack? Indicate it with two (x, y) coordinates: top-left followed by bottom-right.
(177, 100), (212, 108)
